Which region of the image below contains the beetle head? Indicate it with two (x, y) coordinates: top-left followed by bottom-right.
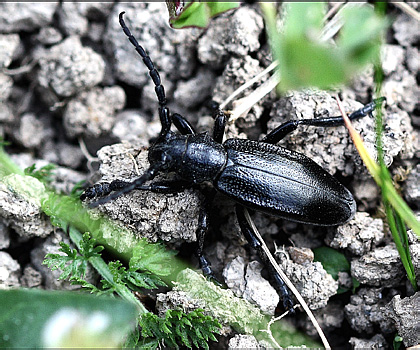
(148, 131), (186, 172)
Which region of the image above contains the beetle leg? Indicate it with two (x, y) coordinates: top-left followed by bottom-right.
(172, 113), (196, 135)
(136, 180), (191, 194)
(262, 97), (386, 144)
(86, 162), (164, 207)
(80, 179), (130, 201)
(236, 204), (295, 312)
(195, 189), (222, 285)
(212, 106), (228, 144)
(81, 179), (191, 200)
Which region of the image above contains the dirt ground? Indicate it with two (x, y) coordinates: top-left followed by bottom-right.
(0, 2), (418, 349)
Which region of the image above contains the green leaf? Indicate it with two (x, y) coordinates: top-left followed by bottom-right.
(24, 163), (56, 185)
(393, 335), (403, 350)
(313, 246), (350, 280)
(283, 2), (326, 38)
(79, 232), (104, 259)
(314, 247), (354, 294)
(338, 6), (388, 56)
(207, 2), (240, 17)
(126, 271), (167, 290)
(262, 3), (389, 91)
(0, 289), (137, 348)
(167, 1), (239, 29)
(43, 233), (103, 281)
(43, 242), (84, 280)
(279, 39), (346, 90)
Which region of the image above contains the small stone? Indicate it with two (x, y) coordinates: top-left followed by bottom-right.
(57, 2), (88, 36)
(0, 34), (20, 68)
(242, 261), (279, 315)
(384, 292), (420, 347)
(38, 36), (105, 98)
(63, 86), (126, 138)
(288, 247), (314, 264)
(381, 44), (405, 76)
(0, 174), (52, 239)
(326, 212), (384, 256)
(35, 27), (63, 46)
(20, 265), (42, 288)
(276, 247), (338, 310)
(351, 245), (405, 287)
(228, 334), (262, 349)
(223, 256), (246, 297)
(344, 288), (395, 334)
(198, 7), (263, 68)
(0, 251), (21, 288)
(0, 3), (57, 32)
(349, 334), (388, 350)
(0, 222), (10, 249)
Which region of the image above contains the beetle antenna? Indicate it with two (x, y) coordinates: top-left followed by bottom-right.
(88, 162), (164, 208)
(119, 11), (171, 138)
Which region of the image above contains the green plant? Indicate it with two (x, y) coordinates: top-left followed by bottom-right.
(138, 309), (221, 349)
(261, 2), (389, 92)
(166, 1), (239, 28)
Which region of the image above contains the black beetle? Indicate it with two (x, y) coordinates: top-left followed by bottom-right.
(81, 12), (385, 310)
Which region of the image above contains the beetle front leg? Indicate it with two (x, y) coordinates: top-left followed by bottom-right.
(81, 179), (192, 201)
(135, 180), (191, 194)
(80, 179), (130, 200)
(236, 205), (295, 312)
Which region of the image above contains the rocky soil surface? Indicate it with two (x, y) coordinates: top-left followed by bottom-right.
(0, 2), (419, 349)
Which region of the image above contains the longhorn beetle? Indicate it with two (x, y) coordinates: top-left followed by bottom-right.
(81, 11), (386, 311)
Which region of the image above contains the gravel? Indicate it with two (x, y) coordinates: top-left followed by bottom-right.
(0, 3), (418, 348)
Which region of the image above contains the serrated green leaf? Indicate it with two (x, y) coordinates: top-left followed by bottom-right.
(24, 163), (56, 184)
(138, 308), (220, 349)
(126, 271), (167, 289)
(43, 234), (103, 281)
(177, 324), (191, 348)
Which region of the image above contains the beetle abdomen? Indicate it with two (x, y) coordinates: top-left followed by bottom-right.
(216, 139), (356, 226)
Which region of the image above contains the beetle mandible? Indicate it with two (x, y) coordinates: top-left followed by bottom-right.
(81, 12), (385, 311)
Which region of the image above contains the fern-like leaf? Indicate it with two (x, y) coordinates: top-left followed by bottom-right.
(43, 233), (103, 281)
(105, 260), (167, 290)
(138, 308), (221, 349)
(24, 163), (56, 184)
(43, 242), (86, 280)
(126, 271), (167, 290)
